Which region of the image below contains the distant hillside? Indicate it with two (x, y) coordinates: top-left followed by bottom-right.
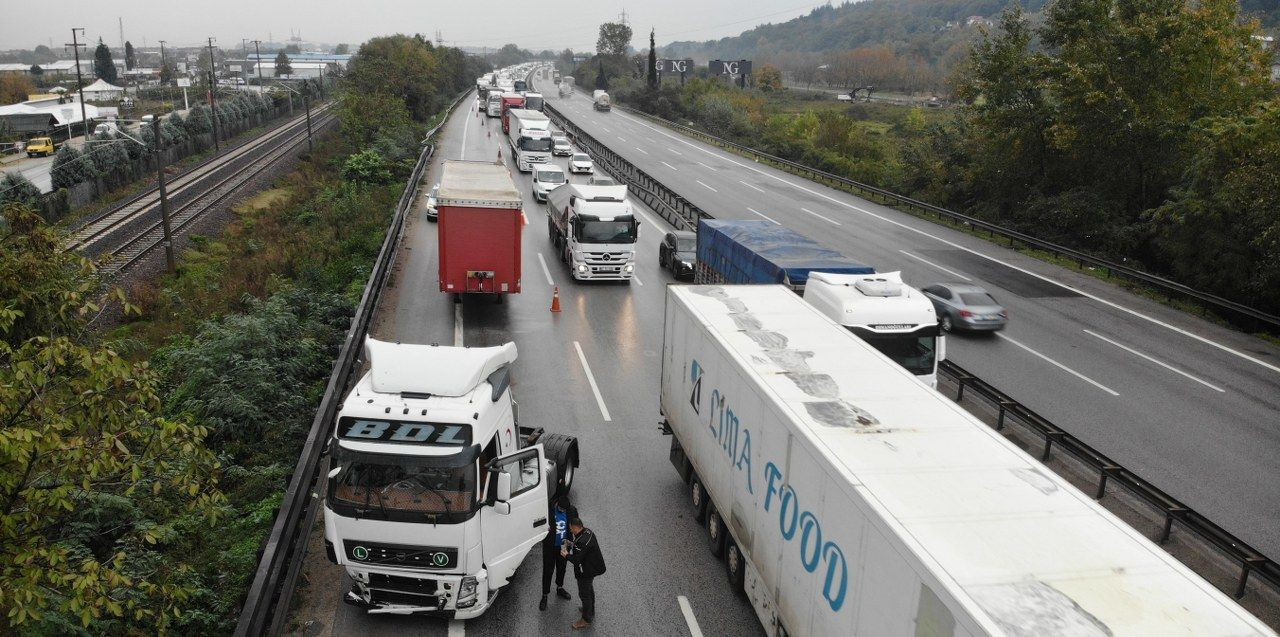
(662, 0), (1279, 63)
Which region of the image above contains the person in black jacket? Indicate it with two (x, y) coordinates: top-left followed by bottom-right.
(540, 496), (577, 611)
(562, 517), (605, 630)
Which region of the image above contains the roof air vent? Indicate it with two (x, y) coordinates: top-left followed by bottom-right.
(855, 277), (902, 297)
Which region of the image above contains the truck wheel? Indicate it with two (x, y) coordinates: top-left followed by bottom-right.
(707, 506), (726, 559)
(725, 541), (746, 596)
(540, 433), (579, 497)
(689, 476), (708, 524)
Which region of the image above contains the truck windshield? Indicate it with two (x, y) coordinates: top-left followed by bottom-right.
(857, 332), (936, 376)
(524, 96), (544, 110)
(520, 137), (553, 152)
(577, 219), (638, 244)
(328, 446), (478, 522)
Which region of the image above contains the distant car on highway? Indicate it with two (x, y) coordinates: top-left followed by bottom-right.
(425, 183), (440, 221)
(568, 153), (593, 174)
(25, 137), (55, 157)
(532, 165), (565, 202)
(552, 136), (572, 156)
(659, 230), (696, 280)
(921, 283), (1007, 332)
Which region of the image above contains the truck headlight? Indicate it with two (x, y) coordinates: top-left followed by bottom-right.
(623, 263), (634, 273)
(576, 264), (588, 274)
(457, 576), (479, 608)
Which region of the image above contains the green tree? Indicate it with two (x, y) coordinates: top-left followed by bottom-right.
(274, 50), (292, 77)
(50, 144), (96, 190)
(0, 204), (222, 629)
(283, 44), (301, 54)
(647, 30), (658, 89)
(334, 43), (349, 54)
(124, 41), (136, 71)
(597, 22), (632, 58)
(756, 64), (783, 92)
(0, 173), (40, 209)
(87, 134), (128, 177)
(93, 38), (117, 84)
(594, 60), (609, 90)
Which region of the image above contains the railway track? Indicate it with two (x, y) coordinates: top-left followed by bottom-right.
(66, 104), (334, 275)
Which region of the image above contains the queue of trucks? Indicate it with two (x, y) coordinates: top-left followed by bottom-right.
(324, 63), (1273, 635)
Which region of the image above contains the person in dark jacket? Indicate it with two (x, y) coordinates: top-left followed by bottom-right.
(562, 517), (605, 630)
(540, 495), (577, 611)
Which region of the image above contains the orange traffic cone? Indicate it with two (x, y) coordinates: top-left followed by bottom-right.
(550, 286), (562, 313)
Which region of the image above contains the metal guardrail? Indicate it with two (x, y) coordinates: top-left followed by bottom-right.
(587, 93), (1280, 330)
(939, 359), (1279, 600)
(547, 83), (1280, 607)
(233, 88), (472, 637)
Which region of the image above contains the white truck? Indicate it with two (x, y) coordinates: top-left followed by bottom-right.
(802, 271), (943, 387)
(325, 338), (579, 618)
(660, 285), (1274, 637)
(523, 91), (544, 112)
(485, 93), (502, 118)
(505, 108), (553, 172)
(545, 183), (638, 281)
(592, 89), (611, 111)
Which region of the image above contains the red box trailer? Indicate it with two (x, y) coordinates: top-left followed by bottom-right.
(437, 160), (523, 295)
(500, 93), (525, 133)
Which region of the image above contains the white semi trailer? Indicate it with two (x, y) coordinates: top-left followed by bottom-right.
(325, 339), (579, 618)
(660, 284), (1273, 637)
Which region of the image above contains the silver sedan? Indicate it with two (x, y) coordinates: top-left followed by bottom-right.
(921, 283), (1007, 332)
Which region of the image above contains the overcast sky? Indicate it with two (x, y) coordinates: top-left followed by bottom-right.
(1, 0), (827, 53)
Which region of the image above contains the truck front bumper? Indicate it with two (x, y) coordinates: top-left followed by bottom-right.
(571, 261), (634, 280)
(342, 568), (492, 619)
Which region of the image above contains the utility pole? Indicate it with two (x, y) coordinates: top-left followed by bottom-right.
(252, 40), (264, 87)
(151, 117), (177, 272)
(241, 38), (250, 85)
(302, 81), (314, 150)
(317, 65), (324, 99)
(207, 37), (221, 152)
(65, 28), (90, 143)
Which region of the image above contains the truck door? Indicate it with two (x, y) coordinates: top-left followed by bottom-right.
(480, 445), (550, 589)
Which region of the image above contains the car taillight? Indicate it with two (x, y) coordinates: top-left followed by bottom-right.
(959, 309), (974, 318)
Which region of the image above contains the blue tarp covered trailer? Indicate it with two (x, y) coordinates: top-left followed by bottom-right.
(694, 219), (873, 292)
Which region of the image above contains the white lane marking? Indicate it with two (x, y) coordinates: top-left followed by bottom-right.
(574, 341), (612, 421)
(453, 303), (464, 347)
(1083, 329), (1225, 393)
(739, 180), (765, 193)
(617, 136), (627, 142)
(696, 161), (716, 170)
(631, 273), (643, 286)
(448, 620), (465, 637)
(677, 596), (704, 637)
(661, 161), (677, 170)
(801, 207), (841, 226)
(696, 180), (718, 193)
(537, 252), (555, 285)
(747, 207), (779, 224)
(899, 250), (971, 281)
(460, 105), (469, 160)
(601, 126), (612, 133)
(668, 147), (683, 156)
(635, 147), (649, 154)
(996, 333), (1120, 396)
(615, 108), (1280, 376)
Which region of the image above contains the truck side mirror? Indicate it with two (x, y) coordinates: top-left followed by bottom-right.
(937, 334), (947, 362)
(496, 471), (513, 502)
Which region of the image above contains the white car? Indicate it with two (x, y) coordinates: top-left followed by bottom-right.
(532, 165), (566, 202)
(568, 153), (594, 174)
(425, 184), (440, 221)
(552, 136), (573, 156)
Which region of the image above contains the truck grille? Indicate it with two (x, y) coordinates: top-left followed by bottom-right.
(343, 540), (458, 569)
(368, 572), (438, 595)
(582, 252), (631, 265)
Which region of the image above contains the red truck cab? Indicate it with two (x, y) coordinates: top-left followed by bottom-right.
(436, 160), (523, 295)
(500, 93), (525, 134)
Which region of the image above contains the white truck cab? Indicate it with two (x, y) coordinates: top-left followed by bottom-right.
(325, 339), (578, 619)
(546, 184), (638, 281)
(803, 271), (944, 387)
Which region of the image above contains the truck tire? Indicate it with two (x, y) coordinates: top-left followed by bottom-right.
(540, 433), (579, 498)
(725, 541), (746, 596)
(707, 506), (726, 559)
(689, 475), (708, 524)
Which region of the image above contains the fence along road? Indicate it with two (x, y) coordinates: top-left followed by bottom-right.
(536, 78), (1280, 563)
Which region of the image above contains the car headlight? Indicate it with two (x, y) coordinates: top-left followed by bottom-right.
(457, 576), (479, 608)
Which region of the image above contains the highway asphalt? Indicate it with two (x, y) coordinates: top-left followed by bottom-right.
(292, 93), (763, 636)
(535, 79), (1280, 561)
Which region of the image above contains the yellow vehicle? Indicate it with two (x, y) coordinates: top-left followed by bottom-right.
(26, 137), (56, 157)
